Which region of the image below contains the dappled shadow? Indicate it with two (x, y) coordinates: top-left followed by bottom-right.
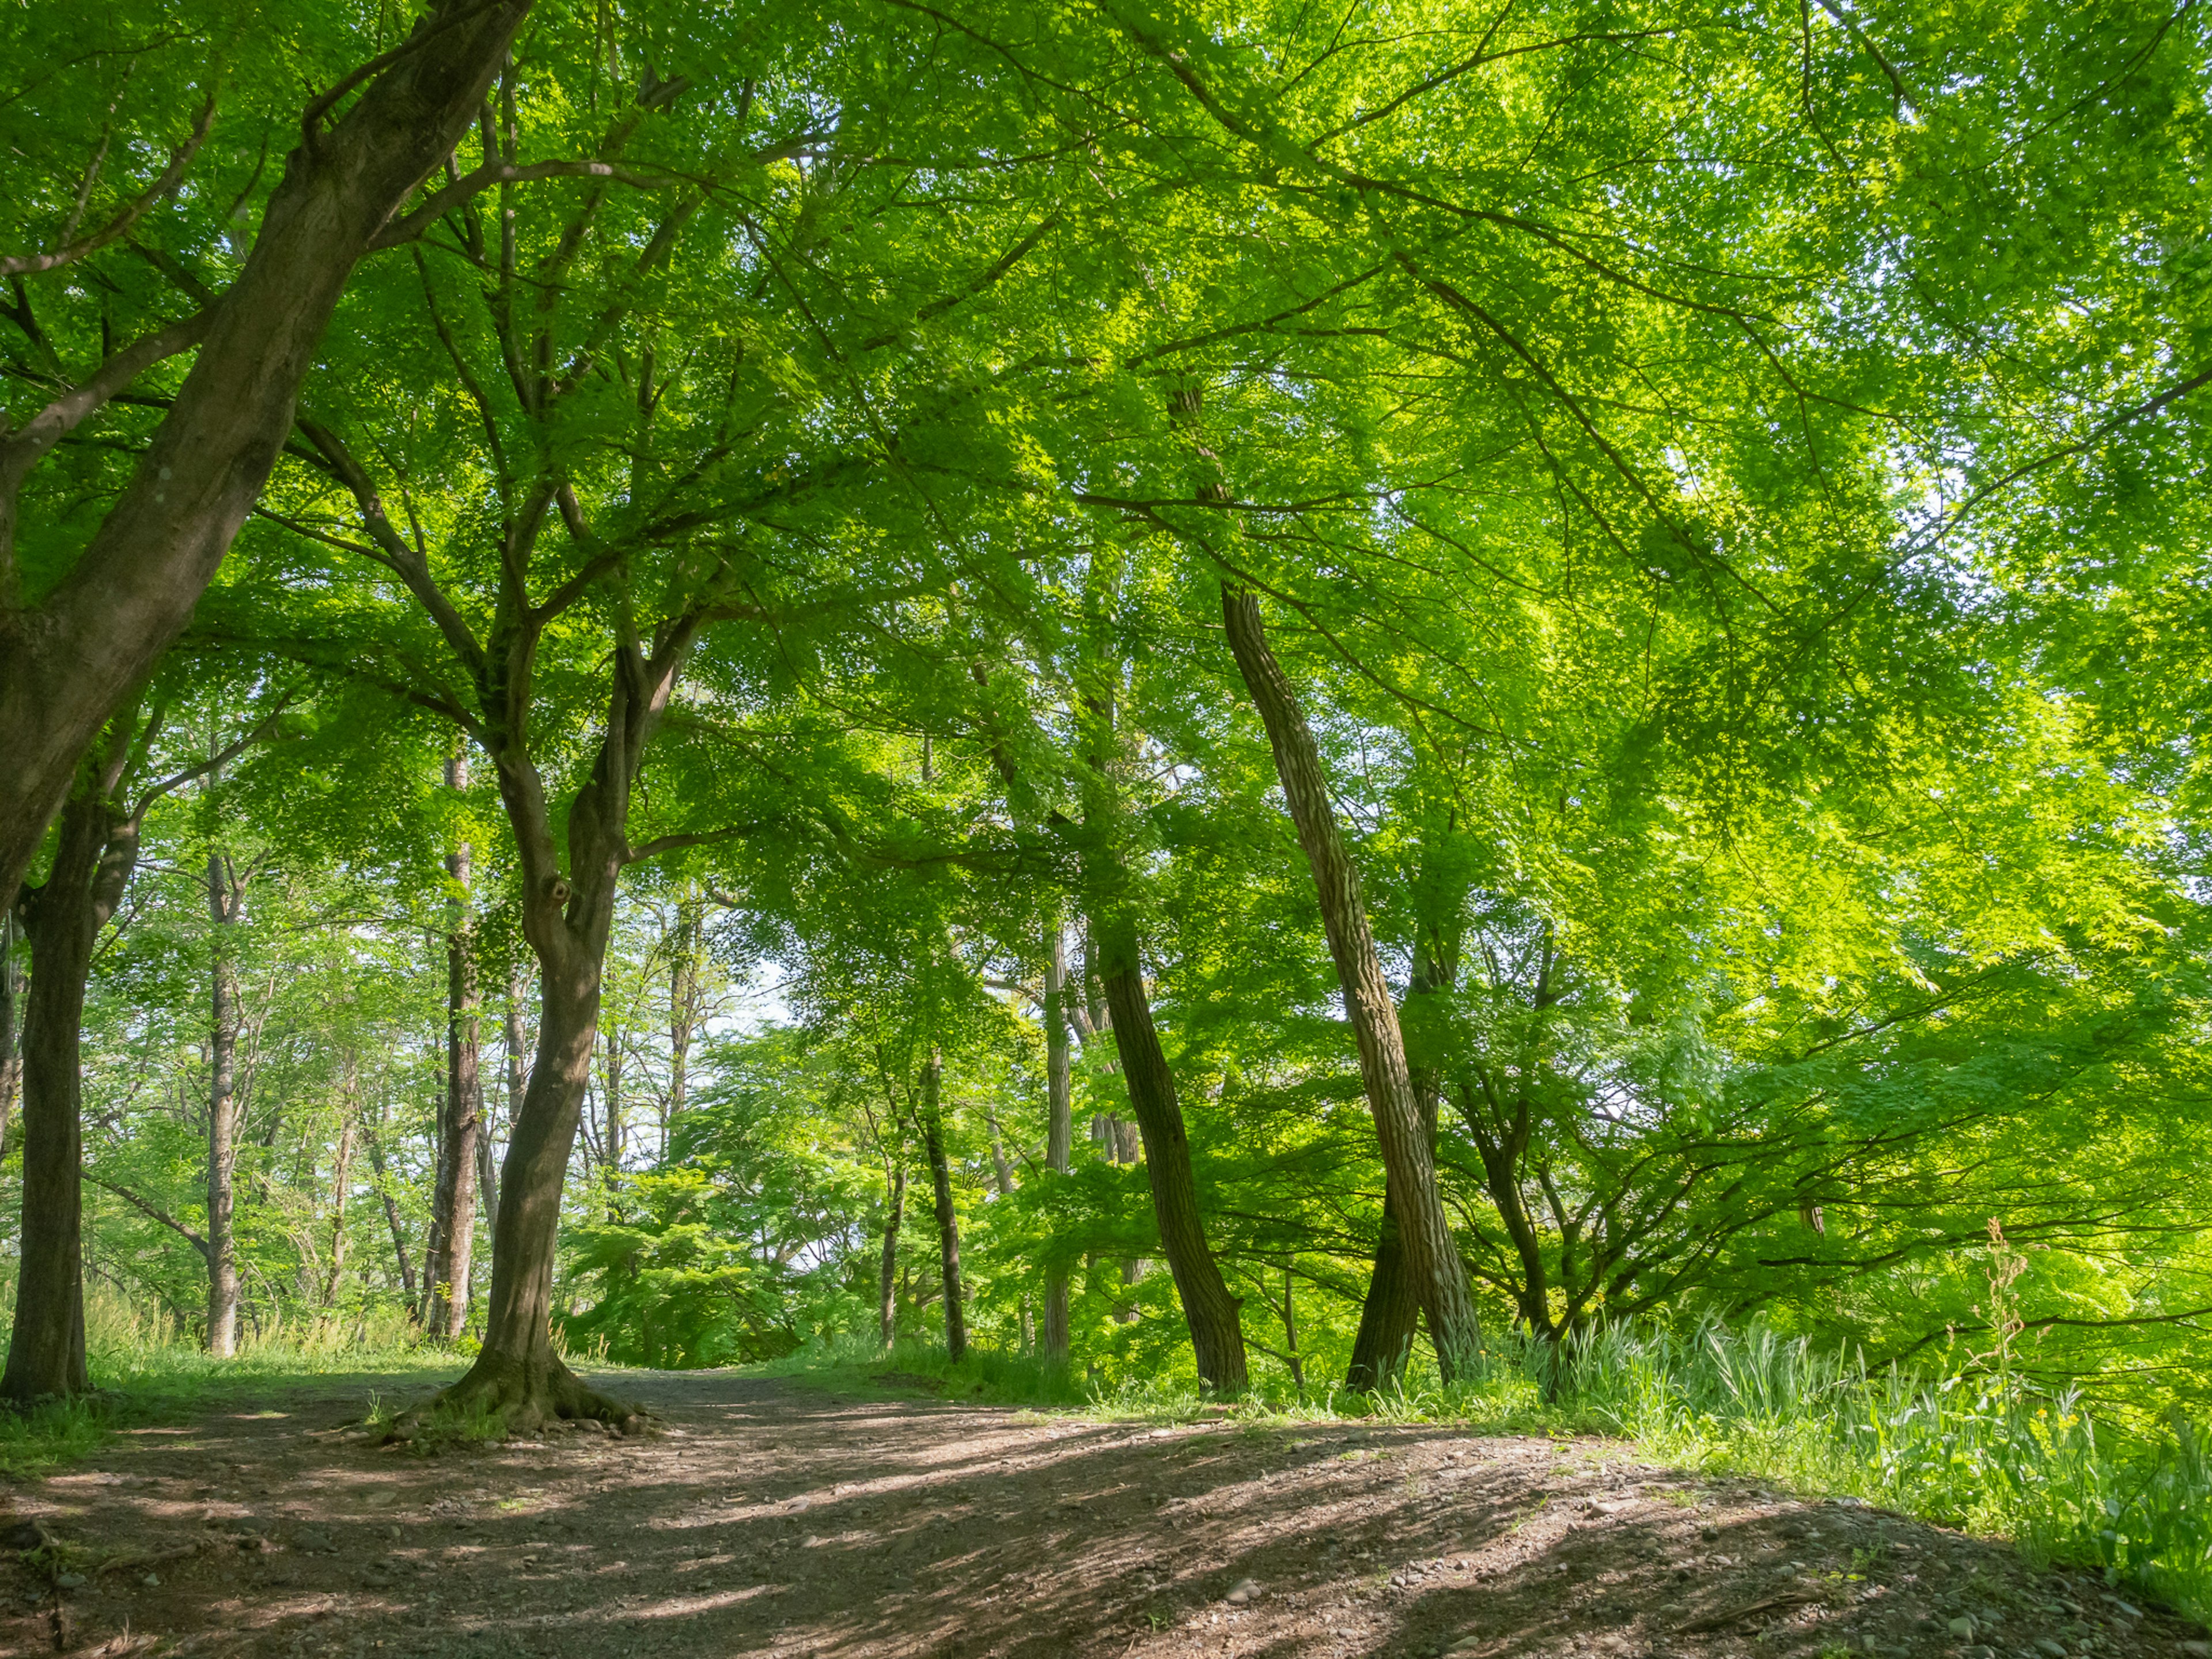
(0, 1370), (2202, 1659)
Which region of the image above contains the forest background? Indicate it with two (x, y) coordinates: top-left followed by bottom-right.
(2, 0), (2211, 1618)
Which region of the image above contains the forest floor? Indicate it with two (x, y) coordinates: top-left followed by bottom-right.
(0, 1365), (2205, 1659)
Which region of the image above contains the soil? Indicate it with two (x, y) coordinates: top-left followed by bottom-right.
(1, 1367), (2206, 1659)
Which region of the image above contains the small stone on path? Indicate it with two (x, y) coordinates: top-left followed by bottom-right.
(1224, 1578), (1259, 1606)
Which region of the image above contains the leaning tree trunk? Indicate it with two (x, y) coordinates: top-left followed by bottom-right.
(1092, 940), (1250, 1392)
(1221, 585), (1483, 1378)
(879, 1156), (907, 1346)
(426, 752), (481, 1339)
(0, 1), (535, 918)
(1040, 921), (1075, 1368)
(1347, 935), (1455, 1391)
(0, 793), (114, 1400)
(205, 853), (243, 1359)
(918, 1052), (968, 1363)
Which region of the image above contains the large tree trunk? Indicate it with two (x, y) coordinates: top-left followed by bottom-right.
(0, 2), (534, 918)
(1220, 584), (1483, 1378)
(205, 853), (243, 1358)
(1093, 939), (1250, 1393)
(425, 752), (481, 1339)
(919, 1052), (967, 1363)
(878, 1157), (906, 1347)
(437, 940), (631, 1427)
(1040, 920), (1074, 1368)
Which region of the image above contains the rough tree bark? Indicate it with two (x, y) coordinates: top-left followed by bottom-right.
(918, 1052), (967, 1363)
(425, 751), (481, 1338)
(1219, 584), (1483, 1378)
(668, 890), (702, 1121)
(1090, 930), (1250, 1392)
(1040, 920), (1074, 1368)
(0, 768), (135, 1399)
(203, 851), (246, 1357)
(0, 1), (535, 917)
(1347, 933), (1456, 1391)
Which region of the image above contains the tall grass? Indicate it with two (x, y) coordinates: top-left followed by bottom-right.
(0, 1285), (464, 1479)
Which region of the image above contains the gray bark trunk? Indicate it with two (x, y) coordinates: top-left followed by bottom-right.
(919, 1053), (967, 1363)
(1040, 920), (1073, 1367)
(205, 851), (243, 1358)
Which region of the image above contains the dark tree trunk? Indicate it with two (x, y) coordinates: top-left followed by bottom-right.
(0, 787), (121, 1400)
(1348, 938), (1454, 1391)
(205, 852), (243, 1358)
(1093, 945), (1249, 1392)
(919, 1053), (967, 1363)
(878, 1157), (906, 1347)
(0, 2), (535, 918)
(0, 909), (21, 1164)
(426, 752), (481, 1339)
(668, 891), (701, 1122)
(1219, 584), (1483, 1378)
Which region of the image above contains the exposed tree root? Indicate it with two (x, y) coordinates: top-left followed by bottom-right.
(389, 1348), (639, 1441)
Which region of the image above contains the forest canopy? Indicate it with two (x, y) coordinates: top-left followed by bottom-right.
(0, 0), (2207, 1447)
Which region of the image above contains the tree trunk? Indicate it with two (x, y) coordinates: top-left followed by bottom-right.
(0, 2), (535, 918)
(441, 948), (631, 1426)
(361, 1096), (416, 1301)
(601, 1030), (624, 1173)
(0, 791), (115, 1400)
(1220, 584), (1483, 1378)
(323, 1094), (357, 1309)
(426, 752), (480, 1339)
(1094, 947), (1249, 1392)
(1040, 920), (1074, 1367)
(1347, 940), (1453, 1391)
(669, 891), (701, 1123)
(878, 1158), (906, 1347)
(0, 909), (21, 1165)
(919, 1053), (967, 1363)
(205, 852), (243, 1358)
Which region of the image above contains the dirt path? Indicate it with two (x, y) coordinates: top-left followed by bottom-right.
(1, 1368), (2205, 1659)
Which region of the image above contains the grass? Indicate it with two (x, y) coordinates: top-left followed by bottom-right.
(0, 1288), (466, 1479)
(755, 1319), (2212, 1628)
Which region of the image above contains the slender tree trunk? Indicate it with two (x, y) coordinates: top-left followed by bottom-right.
(878, 1158), (906, 1347)
(1282, 1263), (1306, 1399)
(0, 2), (535, 918)
(1348, 940), (1453, 1391)
(1220, 584), (1483, 1378)
(919, 1053), (967, 1363)
(426, 752), (481, 1338)
(0, 909), (21, 1165)
(1093, 948), (1249, 1391)
(1040, 919), (1074, 1367)
(601, 1030), (624, 1173)
(668, 891), (700, 1123)
(205, 852), (243, 1358)
(361, 1098), (416, 1301)
(323, 1098), (357, 1309)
